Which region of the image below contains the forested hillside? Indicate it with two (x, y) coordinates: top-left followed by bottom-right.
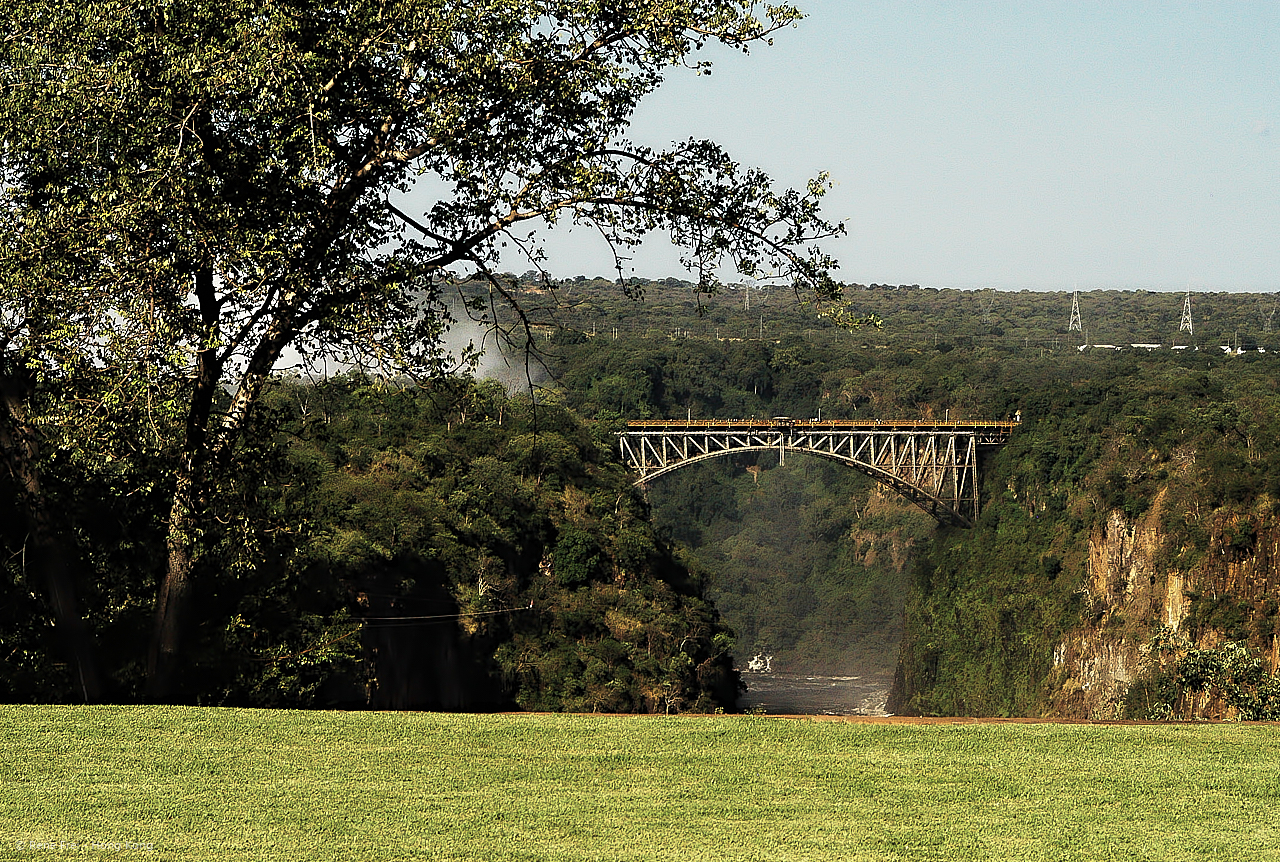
(538, 282), (1280, 718)
(1, 376), (737, 712)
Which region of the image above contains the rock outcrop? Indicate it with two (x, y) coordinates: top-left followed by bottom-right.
(1050, 487), (1280, 719)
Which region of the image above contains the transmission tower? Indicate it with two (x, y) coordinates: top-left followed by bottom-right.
(1260, 298), (1277, 333)
(1179, 291), (1193, 336)
(1067, 291), (1082, 333)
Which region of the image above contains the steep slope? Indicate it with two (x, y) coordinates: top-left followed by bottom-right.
(892, 357), (1280, 718)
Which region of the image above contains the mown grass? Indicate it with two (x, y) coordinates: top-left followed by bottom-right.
(1, 707), (1278, 861)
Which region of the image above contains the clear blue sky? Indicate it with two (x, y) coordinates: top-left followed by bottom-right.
(506, 2), (1280, 291)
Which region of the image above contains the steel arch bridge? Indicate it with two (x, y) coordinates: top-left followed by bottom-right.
(619, 418), (1018, 528)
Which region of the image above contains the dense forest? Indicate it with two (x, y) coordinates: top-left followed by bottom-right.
(6, 279), (1280, 718)
(1, 375), (737, 712)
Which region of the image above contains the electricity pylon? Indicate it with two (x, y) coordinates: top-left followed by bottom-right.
(1179, 292), (1193, 336)
(1068, 291), (1082, 333)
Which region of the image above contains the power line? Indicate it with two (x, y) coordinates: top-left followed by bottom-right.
(359, 603), (535, 627)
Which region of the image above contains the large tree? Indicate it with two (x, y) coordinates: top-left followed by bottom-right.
(1, 1), (847, 699)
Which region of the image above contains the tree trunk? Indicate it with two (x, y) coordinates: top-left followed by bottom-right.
(146, 473), (198, 700)
(27, 507), (101, 702)
(145, 265), (220, 701)
(0, 379), (102, 702)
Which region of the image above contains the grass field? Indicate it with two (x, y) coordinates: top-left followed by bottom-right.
(1, 707), (1278, 861)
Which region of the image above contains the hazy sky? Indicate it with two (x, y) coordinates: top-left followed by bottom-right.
(462, 2), (1280, 291)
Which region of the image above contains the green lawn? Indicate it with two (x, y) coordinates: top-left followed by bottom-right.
(1, 707), (1277, 861)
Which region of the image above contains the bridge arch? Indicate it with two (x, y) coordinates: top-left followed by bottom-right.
(618, 419), (1017, 528)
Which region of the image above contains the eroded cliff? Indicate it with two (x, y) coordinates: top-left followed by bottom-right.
(1051, 488), (1280, 719)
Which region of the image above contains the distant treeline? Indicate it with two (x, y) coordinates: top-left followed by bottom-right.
(474, 274), (1280, 354)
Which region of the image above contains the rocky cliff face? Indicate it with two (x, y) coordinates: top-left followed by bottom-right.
(1048, 488), (1280, 719)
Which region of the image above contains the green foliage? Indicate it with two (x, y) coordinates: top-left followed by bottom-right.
(892, 498), (1088, 717)
(544, 298), (1280, 716)
(219, 612), (365, 708)
(1127, 633), (1280, 721)
(552, 527), (607, 587)
(502, 278), (1280, 355)
(279, 375), (739, 712)
(0, 374), (740, 711)
(1184, 594), (1251, 642)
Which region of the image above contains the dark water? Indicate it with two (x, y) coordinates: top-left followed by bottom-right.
(737, 672), (891, 716)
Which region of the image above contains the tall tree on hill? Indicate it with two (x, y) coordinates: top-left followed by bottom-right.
(1, 1), (850, 699)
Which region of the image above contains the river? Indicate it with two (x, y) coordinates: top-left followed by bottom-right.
(737, 671), (892, 716)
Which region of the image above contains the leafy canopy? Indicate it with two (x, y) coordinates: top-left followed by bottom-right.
(2, 1), (845, 409)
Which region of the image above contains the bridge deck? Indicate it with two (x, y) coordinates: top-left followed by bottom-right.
(625, 418), (1018, 442)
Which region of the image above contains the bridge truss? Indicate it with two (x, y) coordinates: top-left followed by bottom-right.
(618, 419), (1018, 528)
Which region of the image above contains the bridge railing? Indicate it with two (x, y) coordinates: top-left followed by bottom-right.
(625, 417), (1019, 440)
